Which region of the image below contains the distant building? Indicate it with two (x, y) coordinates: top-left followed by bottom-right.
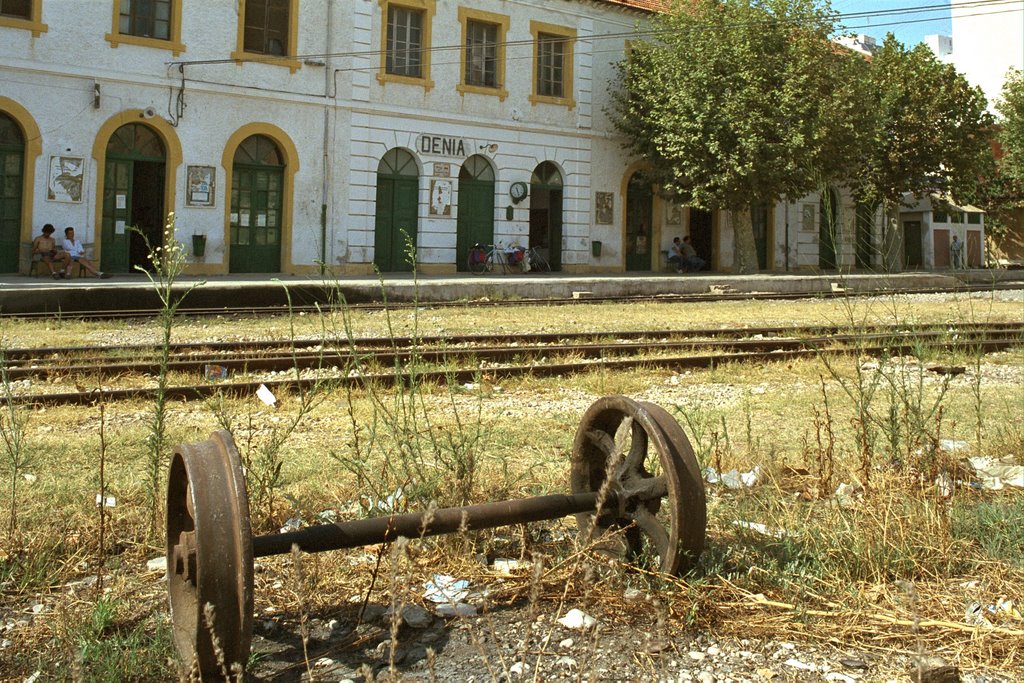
(900, 194), (986, 269)
(835, 34), (877, 56)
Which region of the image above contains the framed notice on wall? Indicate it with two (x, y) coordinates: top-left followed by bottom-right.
(186, 165), (216, 207)
(47, 156), (85, 202)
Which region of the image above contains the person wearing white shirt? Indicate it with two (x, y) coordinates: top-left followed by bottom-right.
(62, 226), (110, 279)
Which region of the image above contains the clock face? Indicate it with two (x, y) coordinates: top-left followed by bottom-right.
(510, 182), (528, 202)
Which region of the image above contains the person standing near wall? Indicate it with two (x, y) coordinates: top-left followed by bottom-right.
(950, 234), (964, 269)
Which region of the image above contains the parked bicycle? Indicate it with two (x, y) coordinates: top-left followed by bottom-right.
(468, 242), (524, 274)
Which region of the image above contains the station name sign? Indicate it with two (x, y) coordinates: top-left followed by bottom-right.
(418, 134), (468, 157)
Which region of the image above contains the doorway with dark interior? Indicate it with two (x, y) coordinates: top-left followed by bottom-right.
(688, 208), (713, 270)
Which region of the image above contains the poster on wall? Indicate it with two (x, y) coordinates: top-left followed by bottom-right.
(595, 192), (613, 224)
(186, 165), (216, 207)
(47, 156), (85, 202)
(430, 179), (452, 216)
(666, 204), (682, 226)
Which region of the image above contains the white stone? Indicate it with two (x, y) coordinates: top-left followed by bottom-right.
(557, 608), (596, 630)
(146, 556), (167, 573)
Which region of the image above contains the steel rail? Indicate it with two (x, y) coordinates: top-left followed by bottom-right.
(3, 320), (1021, 365)
(6, 326), (1023, 381)
(4, 336), (1018, 407)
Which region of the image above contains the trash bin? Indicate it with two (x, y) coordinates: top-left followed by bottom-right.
(592, 240), (602, 258)
(192, 235), (207, 258)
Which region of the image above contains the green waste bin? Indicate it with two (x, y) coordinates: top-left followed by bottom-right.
(592, 240), (602, 258)
(192, 235), (207, 258)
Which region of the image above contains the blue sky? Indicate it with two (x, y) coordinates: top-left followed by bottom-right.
(831, 1), (952, 47)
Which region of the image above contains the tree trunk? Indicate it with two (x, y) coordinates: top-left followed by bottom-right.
(731, 207), (759, 274)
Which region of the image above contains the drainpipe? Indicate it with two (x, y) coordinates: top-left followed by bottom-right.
(320, 0), (332, 276)
(784, 201), (790, 272)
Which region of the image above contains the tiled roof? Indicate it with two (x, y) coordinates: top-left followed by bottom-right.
(596, 0), (669, 13)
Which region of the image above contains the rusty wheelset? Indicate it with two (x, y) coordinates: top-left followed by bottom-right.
(166, 395), (707, 677)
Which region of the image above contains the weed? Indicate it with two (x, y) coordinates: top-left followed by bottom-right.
(133, 214), (203, 534)
(0, 342), (30, 543)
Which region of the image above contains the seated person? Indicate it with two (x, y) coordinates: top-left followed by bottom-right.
(681, 235), (706, 272)
(668, 237), (684, 272)
(32, 223), (72, 279)
(62, 226), (110, 279)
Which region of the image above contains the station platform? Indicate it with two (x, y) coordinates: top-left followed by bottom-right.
(1, 269), (1021, 315)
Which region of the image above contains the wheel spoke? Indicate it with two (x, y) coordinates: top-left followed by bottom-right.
(624, 475), (667, 502)
(631, 506), (670, 560)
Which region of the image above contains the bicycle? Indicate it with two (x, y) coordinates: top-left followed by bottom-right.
(524, 246), (551, 273)
(468, 243), (527, 275)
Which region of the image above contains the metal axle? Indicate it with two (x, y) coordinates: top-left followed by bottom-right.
(252, 490), (611, 557)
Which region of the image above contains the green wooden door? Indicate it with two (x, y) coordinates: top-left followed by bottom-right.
(0, 114), (24, 273)
(101, 158), (132, 272)
(374, 176), (418, 271)
(230, 166), (283, 272)
(374, 149), (419, 272)
(625, 174), (652, 271)
(456, 178), (494, 271)
(456, 156), (495, 272)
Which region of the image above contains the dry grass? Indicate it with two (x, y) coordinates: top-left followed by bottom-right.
(0, 292), (1022, 678)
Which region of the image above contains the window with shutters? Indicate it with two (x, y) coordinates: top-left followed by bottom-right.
(529, 21), (575, 109)
(457, 7), (508, 99)
(106, 0), (183, 53)
(378, 0), (435, 89)
(0, 0), (47, 35)
(232, 0), (300, 71)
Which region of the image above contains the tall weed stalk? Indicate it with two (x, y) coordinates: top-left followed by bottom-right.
(0, 344), (30, 543)
(134, 214), (203, 533)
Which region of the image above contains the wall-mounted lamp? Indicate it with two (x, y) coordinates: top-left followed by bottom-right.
(479, 143), (499, 154)
(93, 83), (101, 109)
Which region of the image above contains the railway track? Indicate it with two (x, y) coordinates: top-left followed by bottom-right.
(3, 322), (1021, 407)
(4, 281), (1022, 320)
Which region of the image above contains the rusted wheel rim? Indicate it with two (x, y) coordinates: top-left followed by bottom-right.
(167, 430), (254, 677)
(571, 396), (706, 575)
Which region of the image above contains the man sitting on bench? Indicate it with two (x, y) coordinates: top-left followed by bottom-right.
(32, 224), (71, 279)
(62, 226), (110, 279)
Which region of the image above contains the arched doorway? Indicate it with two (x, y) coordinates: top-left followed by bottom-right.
(456, 155), (494, 272)
(0, 113), (24, 273)
(819, 187), (839, 270)
(230, 135), (284, 273)
(375, 148), (419, 272)
(625, 171), (652, 271)
(529, 161), (563, 271)
(101, 124), (166, 273)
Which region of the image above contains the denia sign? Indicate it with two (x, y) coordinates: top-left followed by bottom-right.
(418, 135), (468, 157)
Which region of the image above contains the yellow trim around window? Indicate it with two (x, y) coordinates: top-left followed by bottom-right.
(105, 0), (185, 55)
(0, 0), (47, 36)
(529, 20), (576, 110)
(456, 7), (508, 101)
(231, 0), (301, 73)
(377, 0), (436, 91)
(1, 98), (43, 261)
(221, 123), (300, 274)
(90, 110), (183, 268)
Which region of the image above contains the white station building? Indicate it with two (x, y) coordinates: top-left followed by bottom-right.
(1, 0), (920, 276)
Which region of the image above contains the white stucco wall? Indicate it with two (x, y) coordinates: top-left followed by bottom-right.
(950, 0), (1024, 108)
(2, 0), (657, 274)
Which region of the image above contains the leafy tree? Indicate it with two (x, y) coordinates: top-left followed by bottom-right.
(610, 0), (866, 273)
(995, 68), (1024, 195)
(851, 36), (993, 270)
